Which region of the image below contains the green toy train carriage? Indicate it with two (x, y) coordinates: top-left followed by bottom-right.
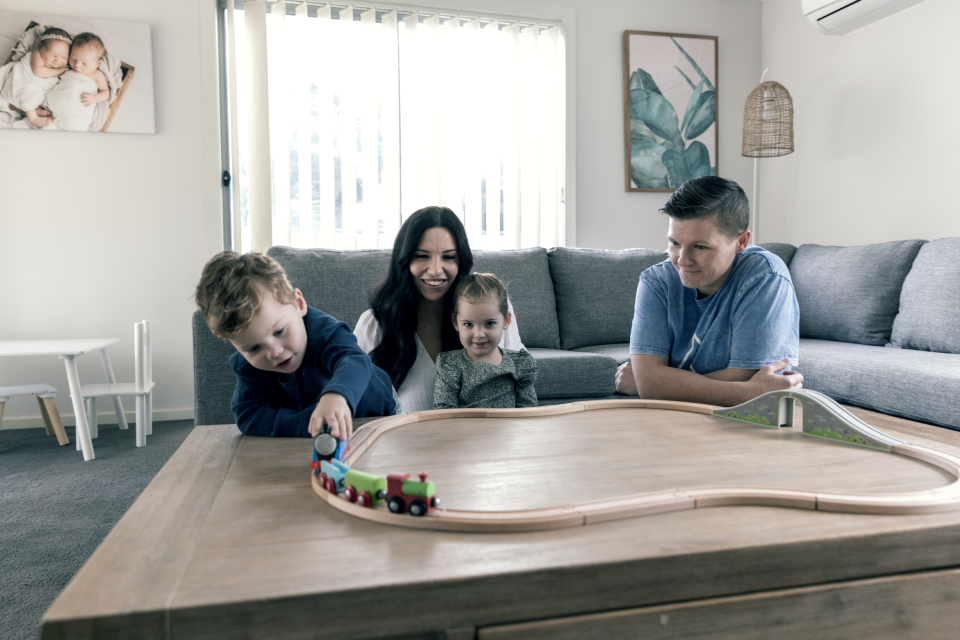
(342, 469), (387, 508)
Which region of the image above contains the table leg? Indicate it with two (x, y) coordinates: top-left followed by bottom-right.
(99, 348), (128, 430)
(61, 355), (95, 461)
(39, 396), (70, 446)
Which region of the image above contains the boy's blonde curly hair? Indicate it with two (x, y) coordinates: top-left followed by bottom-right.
(452, 273), (509, 319)
(195, 251), (297, 340)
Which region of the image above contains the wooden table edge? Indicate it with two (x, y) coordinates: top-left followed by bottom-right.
(40, 424), (243, 639)
(38, 406), (960, 639)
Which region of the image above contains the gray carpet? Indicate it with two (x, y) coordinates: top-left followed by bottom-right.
(0, 420), (194, 640)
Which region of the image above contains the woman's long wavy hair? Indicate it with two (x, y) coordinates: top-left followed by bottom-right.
(369, 206), (474, 388)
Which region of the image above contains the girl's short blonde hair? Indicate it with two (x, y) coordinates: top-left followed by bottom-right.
(452, 273), (509, 319)
(194, 251), (297, 340)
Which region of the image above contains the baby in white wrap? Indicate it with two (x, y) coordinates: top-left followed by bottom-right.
(45, 32), (110, 132)
(0, 27), (71, 128)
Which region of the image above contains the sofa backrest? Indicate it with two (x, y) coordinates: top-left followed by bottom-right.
(890, 237), (960, 354)
(267, 245), (562, 349)
(758, 242), (797, 269)
(789, 240), (926, 347)
(547, 247), (668, 350)
(268, 246), (392, 329)
(472, 248), (561, 349)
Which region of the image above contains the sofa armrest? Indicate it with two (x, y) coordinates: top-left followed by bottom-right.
(192, 310), (239, 427)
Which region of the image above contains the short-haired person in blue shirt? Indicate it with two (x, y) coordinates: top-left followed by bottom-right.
(615, 176), (804, 405)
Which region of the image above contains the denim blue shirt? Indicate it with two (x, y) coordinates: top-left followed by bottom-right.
(629, 245), (799, 373)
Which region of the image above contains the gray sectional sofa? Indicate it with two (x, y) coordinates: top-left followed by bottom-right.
(192, 238), (960, 431)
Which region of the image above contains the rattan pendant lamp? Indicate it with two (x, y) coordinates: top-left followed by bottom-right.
(742, 69), (794, 243)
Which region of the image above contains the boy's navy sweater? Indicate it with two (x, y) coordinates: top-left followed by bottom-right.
(229, 306), (396, 437)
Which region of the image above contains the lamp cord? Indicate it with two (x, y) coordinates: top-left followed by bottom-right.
(751, 68), (770, 243)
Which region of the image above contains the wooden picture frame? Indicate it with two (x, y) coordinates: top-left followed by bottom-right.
(623, 30), (719, 192)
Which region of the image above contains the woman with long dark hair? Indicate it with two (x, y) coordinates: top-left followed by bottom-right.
(354, 206), (525, 412)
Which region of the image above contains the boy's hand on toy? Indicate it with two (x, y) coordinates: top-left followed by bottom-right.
(309, 392), (353, 441)
(748, 359), (803, 395)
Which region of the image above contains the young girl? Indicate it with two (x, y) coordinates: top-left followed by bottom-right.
(433, 273), (538, 409)
(0, 27), (71, 128)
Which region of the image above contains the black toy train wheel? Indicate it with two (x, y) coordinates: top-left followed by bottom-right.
(388, 497), (404, 514)
(409, 500), (427, 517)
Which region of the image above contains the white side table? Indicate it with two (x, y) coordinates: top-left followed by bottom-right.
(0, 339), (124, 461)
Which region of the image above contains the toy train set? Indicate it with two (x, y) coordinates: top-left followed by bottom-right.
(311, 425), (440, 516)
(307, 394), (960, 533)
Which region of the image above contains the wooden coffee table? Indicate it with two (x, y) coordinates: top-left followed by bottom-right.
(41, 404), (960, 639)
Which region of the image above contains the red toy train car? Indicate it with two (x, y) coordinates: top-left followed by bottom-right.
(386, 471), (440, 517)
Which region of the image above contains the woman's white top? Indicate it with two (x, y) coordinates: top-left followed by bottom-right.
(354, 301), (525, 413)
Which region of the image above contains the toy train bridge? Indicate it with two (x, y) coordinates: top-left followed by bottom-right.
(713, 388), (905, 451)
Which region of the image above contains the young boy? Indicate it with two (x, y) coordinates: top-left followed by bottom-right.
(195, 251), (397, 440)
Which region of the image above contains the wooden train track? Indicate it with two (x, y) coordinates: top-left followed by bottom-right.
(310, 393), (960, 532)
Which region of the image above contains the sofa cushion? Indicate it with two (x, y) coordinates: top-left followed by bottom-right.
(573, 343), (632, 365)
(790, 240), (925, 346)
(268, 246), (392, 329)
(758, 242), (798, 268)
(193, 310), (240, 426)
(548, 247), (668, 350)
(473, 248), (561, 349)
(528, 348), (617, 398)
(890, 237), (960, 354)
(795, 338), (960, 429)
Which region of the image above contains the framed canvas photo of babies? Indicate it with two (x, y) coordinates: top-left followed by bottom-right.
(0, 9), (155, 134)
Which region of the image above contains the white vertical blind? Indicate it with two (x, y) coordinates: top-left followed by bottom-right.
(242, 0), (273, 253)
(380, 10), (401, 243)
(293, 1), (313, 248)
(268, 0), (291, 246)
(315, 4), (336, 247)
(501, 22), (521, 249)
(225, 2), (565, 253)
(518, 24), (540, 250)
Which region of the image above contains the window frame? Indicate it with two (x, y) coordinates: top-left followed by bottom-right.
(209, 0), (577, 252)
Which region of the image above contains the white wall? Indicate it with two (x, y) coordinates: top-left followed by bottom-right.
(532, 0), (763, 250)
(0, 0), (220, 428)
(0, 0), (760, 428)
(759, 0), (960, 246)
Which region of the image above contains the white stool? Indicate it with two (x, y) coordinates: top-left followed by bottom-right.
(0, 384), (69, 446)
(77, 321), (155, 448)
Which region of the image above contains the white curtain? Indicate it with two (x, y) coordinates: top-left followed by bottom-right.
(226, 1), (565, 253)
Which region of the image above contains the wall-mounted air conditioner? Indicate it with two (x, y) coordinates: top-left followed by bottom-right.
(801, 0), (927, 35)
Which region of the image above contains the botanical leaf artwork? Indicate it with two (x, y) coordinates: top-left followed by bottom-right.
(625, 34), (717, 190)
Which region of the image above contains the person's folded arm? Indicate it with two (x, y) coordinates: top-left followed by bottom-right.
(633, 354), (801, 406)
